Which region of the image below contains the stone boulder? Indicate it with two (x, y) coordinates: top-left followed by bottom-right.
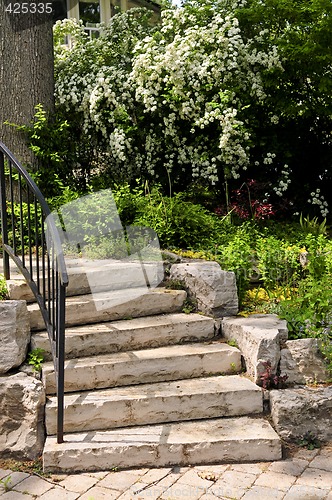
(222, 314), (288, 384)
(280, 338), (329, 384)
(270, 386), (332, 442)
(0, 372), (46, 459)
(0, 300), (30, 374)
(170, 261), (238, 316)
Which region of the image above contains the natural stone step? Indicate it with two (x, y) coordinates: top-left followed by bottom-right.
(45, 375), (262, 434)
(43, 416), (282, 472)
(28, 288), (186, 331)
(42, 342), (241, 394)
(31, 313), (216, 361)
(7, 258), (164, 302)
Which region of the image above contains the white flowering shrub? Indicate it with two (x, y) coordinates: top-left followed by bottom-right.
(53, 3), (281, 187)
(51, 0), (331, 218)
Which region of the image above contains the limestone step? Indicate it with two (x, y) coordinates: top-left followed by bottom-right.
(7, 258), (164, 302)
(28, 288), (186, 331)
(31, 313), (216, 361)
(42, 342), (242, 394)
(43, 416), (282, 472)
(45, 375), (262, 435)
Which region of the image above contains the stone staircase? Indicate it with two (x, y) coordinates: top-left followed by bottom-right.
(12, 261), (282, 472)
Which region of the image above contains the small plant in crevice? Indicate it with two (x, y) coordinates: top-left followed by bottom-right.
(0, 476), (12, 492)
(298, 431), (321, 450)
(27, 348), (45, 372)
(260, 360), (288, 389)
(226, 338), (239, 349)
(164, 278), (186, 291)
(182, 296), (197, 314)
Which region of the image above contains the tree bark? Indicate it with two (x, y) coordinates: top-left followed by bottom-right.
(0, 1), (54, 167)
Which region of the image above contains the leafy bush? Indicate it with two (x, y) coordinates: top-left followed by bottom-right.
(133, 188), (221, 248)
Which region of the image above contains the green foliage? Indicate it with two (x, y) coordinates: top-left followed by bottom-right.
(5, 202), (42, 252)
(27, 348), (45, 372)
(214, 225), (255, 305)
(256, 237), (302, 288)
(300, 214), (327, 236)
(0, 275), (8, 300)
(298, 432), (321, 450)
(182, 296), (197, 314)
(133, 188), (221, 249)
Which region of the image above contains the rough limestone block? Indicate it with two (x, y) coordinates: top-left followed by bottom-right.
(0, 301), (30, 374)
(0, 372), (46, 459)
(270, 386), (332, 442)
(45, 375), (263, 434)
(170, 261), (238, 316)
(222, 314), (288, 384)
(280, 338), (329, 384)
(29, 288), (186, 330)
(6, 279), (35, 302)
(43, 416), (282, 472)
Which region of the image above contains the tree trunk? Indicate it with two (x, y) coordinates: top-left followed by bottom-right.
(0, 2), (54, 167)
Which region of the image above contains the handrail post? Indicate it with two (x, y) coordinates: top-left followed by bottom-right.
(57, 283), (66, 443)
(0, 151), (10, 280)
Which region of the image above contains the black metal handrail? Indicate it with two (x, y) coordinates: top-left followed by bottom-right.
(0, 141), (68, 444)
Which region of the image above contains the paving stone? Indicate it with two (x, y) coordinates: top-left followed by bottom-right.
(199, 495), (218, 499)
(209, 470), (257, 499)
(254, 470), (297, 490)
(14, 476), (53, 496)
(267, 458), (309, 476)
(241, 485), (285, 499)
(146, 471), (185, 492)
(0, 491), (34, 499)
(98, 471), (142, 491)
(193, 464), (229, 476)
(283, 484), (331, 499)
(78, 485), (121, 499)
(175, 468), (215, 489)
(296, 468), (332, 490)
(49, 473), (68, 482)
(39, 486), (80, 499)
(58, 474), (98, 493)
(0, 471), (12, 481)
(116, 481), (151, 499)
(209, 481), (246, 499)
(160, 481), (207, 500)
(309, 455), (332, 472)
(0, 472), (29, 489)
(229, 462), (269, 475)
(140, 468), (172, 484)
(293, 447), (320, 461)
(85, 471), (110, 479)
(215, 470), (257, 489)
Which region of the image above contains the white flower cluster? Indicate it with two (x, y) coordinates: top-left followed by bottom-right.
(308, 189), (329, 218)
(273, 164), (291, 196)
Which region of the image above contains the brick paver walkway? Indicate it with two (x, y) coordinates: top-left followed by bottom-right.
(0, 443), (331, 499)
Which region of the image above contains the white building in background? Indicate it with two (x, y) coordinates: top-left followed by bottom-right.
(53, 0), (162, 30)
